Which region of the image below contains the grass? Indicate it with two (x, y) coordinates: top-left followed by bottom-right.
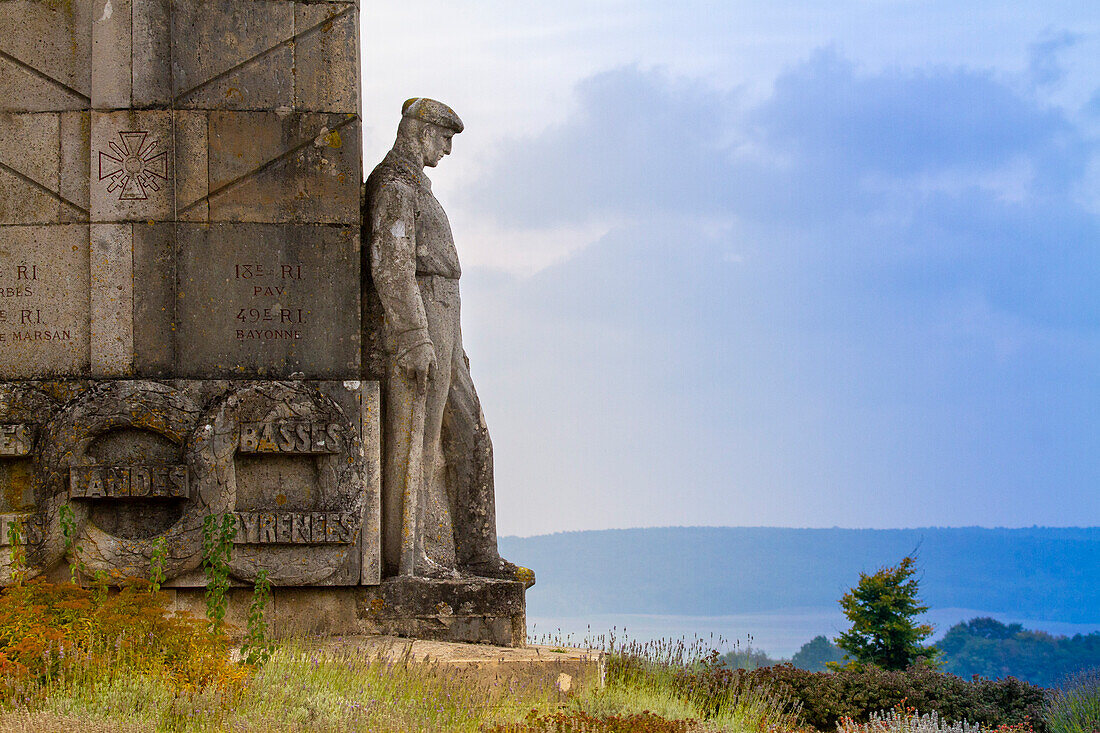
(510, 630), (802, 733)
(0, 639), (561, 732)
(587, 644), (799, 732)
(1045, 670), (1100, 733)
(0, 577), (558, 732)
(0, 634), (800, 732)
(0, 585), (800, 733)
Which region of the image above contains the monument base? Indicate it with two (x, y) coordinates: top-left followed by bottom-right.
(361, 576), (528, 647)
(164, 577), (528, 648)
(312, 636), (606, 698)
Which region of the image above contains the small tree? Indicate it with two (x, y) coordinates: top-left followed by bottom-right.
(835, 555), (937, 670)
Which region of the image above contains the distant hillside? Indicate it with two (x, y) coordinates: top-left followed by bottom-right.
(499, 527), (1100, 622)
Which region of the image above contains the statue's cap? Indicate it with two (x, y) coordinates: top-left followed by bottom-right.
(402, 98), (464, 133)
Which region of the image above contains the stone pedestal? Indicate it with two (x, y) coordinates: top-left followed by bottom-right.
(0, 0), (527, 647)
(359, 577), (527, 647)
(162, 578), (527, 648)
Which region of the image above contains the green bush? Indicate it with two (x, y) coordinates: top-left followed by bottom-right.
(731, 664), (1047, 732)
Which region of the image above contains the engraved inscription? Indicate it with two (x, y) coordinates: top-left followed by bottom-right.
(0, 264), (37, 297)
(0, 514), (45, 546)
(238, 420), (345, 454)
(69, 465), (190, 499)
(0, 425), (34, 457)
(233, 262), (308, 342)
(232, 511), (356, 544)
(98, 131), (169, 201)
(0, 263), (73, 345)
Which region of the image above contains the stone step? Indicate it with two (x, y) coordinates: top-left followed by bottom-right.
(305, 635), (607, 699)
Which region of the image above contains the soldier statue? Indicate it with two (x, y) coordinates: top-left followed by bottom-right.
(365, 98), (534, 587)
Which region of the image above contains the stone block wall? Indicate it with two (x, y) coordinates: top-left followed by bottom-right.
(0, 0), (376, 587)
(0, 0), (362, 380)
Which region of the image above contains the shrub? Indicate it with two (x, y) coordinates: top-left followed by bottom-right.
(837, 705), (1037, 733)
(838, 706), (981, 733)
(1044, 669), (1100, 733)
(720, 646), (780, 671)
(0, 577), (245, 702)
(730, 664), (1047, 732)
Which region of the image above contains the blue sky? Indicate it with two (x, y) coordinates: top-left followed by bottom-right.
(361, 2), (1100, 536)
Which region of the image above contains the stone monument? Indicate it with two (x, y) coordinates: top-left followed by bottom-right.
(0, 0), (530, 646)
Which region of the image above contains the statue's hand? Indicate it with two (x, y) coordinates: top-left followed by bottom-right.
(398, 343), (436, 394)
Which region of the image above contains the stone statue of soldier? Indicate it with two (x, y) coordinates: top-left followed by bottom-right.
(365, 98), (534, 587)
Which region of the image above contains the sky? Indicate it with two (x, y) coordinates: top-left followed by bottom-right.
(360, 2), (1100, 536)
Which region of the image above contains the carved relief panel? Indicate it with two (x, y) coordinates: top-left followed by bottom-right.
(0, 380), (380, 587)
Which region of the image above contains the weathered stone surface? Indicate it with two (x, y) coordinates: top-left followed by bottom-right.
(1, 379), (376, 586)
(0, 0), (92, 113)
(167, 587), (256, 633)
(37, 381), (209, 579)
(357, 577), (527, 647)
(170, 0), (294, 111)
(0, 387), (58, 579)
(59, 111), (91, 223)
(0, 425), (34, 458)
(267, 587), (363, 636)
(367, 576), (526, 619)
(1, 0), (363, 381)
(206, 382), (366, 585)
(90, 111), (173, 221)
(360, 381), (382, 585)
(91, 0), (132, 109)
(173, 111), (208, 221)
(0, 0), (530, 648)
(169, 0), (358, 114)
(294, 3), (359, 114)
(131, 0), (172, 108)
(70, 464), (190, 499)
(0, 226), (90, 379)
(205, 111), (360, 225)
(89, 223), (135, 376)
(132, 223), (174, 374)
(330, 636), (606, 695)
(0, 112), (61, 224)
(165, 582), (531, 648)
(174, 223), (360, 378)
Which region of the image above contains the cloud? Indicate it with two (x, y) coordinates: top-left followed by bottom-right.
(459, 50), (1100, 535)
(462, 67), (740, 227)
(1028, 30), (1080, 88)
(752, 49), (1069, 180)
(471, 54), (1098, 325)
(468, 49), (1090, 234)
